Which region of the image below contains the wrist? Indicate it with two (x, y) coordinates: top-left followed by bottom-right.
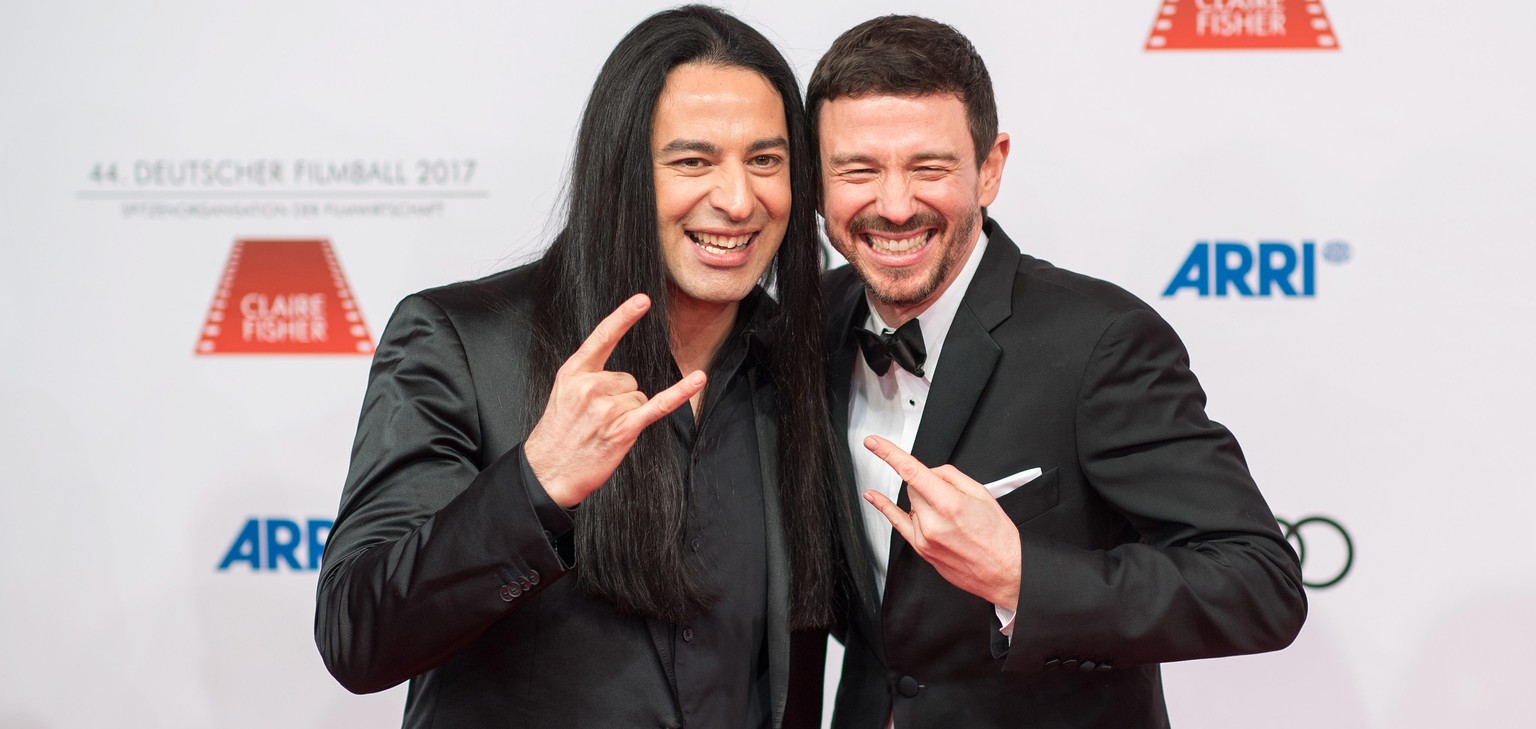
(546, 480), (580, 509)
(991, 529), (1022, 610)
(533, 466), (579, 509)
(992, 580), (1019, 614)
(524, 438), (578, 509)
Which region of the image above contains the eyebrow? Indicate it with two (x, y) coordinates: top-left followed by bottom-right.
(747, 136), (789, 154)
(660, 136), (788, 156)
(829, 151), (962, 166)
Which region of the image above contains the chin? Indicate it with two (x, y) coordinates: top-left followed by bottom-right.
(673, 280), (756, 308)
(869, 287), (927, 309)
(863, 270), (939, 308)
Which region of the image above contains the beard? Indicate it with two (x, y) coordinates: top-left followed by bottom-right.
(826, 207), (978, 309)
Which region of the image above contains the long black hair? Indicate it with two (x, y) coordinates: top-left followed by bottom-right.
(527, 5), (843, 629)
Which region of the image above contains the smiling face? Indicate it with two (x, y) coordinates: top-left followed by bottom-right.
(652, 62), (790, 317)
(818, 93), (1008, 325)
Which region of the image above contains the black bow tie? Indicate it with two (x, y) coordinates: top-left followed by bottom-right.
(855, 318), (926, 377)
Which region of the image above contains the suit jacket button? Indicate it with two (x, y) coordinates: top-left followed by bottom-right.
(1043, 659), (1060, 671)
(897, 675), (920, 698)
(1061, 659), (1079, 671)
(1096, 662), (1112, 671)
(528, 570), (540, 585)
(499, 585), (516, 602)
(1078, 660), (1096, 672)
(682, 627), (695, 642)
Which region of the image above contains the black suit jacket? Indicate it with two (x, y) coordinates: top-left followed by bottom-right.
(825, 220), (1307, 728)
(315, 263), (822, 728)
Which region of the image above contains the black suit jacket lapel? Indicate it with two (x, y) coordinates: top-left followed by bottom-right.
(891, 221), (1020, 566)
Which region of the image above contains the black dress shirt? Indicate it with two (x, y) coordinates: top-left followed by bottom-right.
(669, 315), (770, 729)
(522, 300), (772, 728)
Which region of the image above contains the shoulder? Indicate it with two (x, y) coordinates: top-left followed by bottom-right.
(1007, 256), (1192, 373)
(981, 221), (1174, 348)
(1012, 255), (1152, 321)
(414, 261), (541, 317)
(393, 261), (542, 336)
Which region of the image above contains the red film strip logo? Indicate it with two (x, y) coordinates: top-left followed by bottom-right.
(1146, 0), (1340, 51)
(195, 239), (374, 356)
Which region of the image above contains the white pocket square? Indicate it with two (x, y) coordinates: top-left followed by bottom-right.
(982, 467), (1043, 499)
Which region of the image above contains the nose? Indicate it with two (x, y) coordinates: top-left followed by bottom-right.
(710, 164), (756, 222)
(873, 174), (916, 225)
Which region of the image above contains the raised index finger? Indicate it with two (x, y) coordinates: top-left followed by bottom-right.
(863, 435), (946, 498)
(564, 293), (650, 373)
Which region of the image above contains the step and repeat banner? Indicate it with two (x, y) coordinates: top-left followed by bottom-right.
(2, 2), (1532, 727)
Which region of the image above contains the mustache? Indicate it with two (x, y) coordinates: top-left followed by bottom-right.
(846, 211), (946, 236)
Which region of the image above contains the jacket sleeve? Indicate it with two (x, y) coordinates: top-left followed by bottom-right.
(314, 293), (574, 694)
(1003, 306), (1307, 671)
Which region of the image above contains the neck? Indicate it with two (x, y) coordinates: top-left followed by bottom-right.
(667, 292), (740, 378)
(870, 298), (929, 331)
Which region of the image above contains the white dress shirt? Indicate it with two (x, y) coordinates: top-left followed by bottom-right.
(846, 229), (1017, 637)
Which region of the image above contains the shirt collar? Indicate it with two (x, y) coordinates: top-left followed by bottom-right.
(668, 287), (768, 440)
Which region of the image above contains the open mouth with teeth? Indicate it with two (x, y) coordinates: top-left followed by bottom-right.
(687, 231), (757, 255)
(863, 230), (935, 256)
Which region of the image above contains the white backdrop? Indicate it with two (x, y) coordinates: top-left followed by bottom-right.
(3, 1), (1534, 727)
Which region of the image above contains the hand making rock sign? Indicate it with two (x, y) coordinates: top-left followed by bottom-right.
(524, 293), (707, 508)
(861, 434), (1023, 612)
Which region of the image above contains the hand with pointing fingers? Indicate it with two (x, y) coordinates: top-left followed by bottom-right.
(862, 434), (1022, 611)
(524, 293), (706, 509)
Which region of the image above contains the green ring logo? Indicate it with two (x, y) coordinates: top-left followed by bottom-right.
(1277, 515), (1353, 589)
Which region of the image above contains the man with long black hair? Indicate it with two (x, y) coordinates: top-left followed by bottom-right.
(315, 7), (842, 728)
(810, 15), (1307, 728)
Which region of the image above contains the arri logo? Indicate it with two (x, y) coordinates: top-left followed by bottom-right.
(195, 239), (374, 355)
(217, 517), (333, 572)
(1145, 0), (1340, 51)
(1162, 240), (1351, 298)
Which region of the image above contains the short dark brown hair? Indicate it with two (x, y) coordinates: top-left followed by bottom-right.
(807, 15), (998, 166)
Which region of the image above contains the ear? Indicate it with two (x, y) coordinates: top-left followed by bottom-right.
(976, 133), (1010, 208)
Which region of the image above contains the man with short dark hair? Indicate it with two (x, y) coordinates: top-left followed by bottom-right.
(315, 7), (840, 728)
(810, 15), (1307, 728)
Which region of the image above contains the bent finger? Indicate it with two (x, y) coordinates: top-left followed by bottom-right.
(907, 486), (935, 516)
(587, 371), (641, 396)
(618, 370), (706, 432)
(931, 463), (989, 499)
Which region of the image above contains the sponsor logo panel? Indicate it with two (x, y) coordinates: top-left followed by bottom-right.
(1162, 239), (1351, 298)
(1278, 514), (1353, 588)
(1146, 0), (1340, 51)
(195, 239), (373, 355)
(217, 517), (333, 572)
